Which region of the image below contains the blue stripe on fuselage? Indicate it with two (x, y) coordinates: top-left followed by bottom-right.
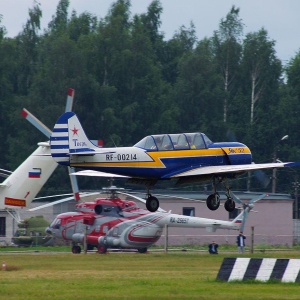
(73, 152), (252, 179)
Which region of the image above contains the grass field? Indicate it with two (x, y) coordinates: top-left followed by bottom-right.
(1, 250), (300, 299)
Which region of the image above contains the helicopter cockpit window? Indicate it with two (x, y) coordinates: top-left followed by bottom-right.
(101, 205), (124, 217)
(50, 218), (61, 229)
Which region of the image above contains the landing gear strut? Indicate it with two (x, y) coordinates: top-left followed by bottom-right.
(206, 177), (236, 212)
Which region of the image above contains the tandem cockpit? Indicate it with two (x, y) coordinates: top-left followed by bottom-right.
(134, 133), (213, 151)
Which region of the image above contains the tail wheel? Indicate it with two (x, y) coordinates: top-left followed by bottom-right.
(224, 198), (236, 212)
(98, 245), (107, 254)
(146, 196), (159, 212)
(72, 245), (81, 254)
(206, 193), (220, 210)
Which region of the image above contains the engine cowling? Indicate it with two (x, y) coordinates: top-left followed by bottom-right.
(98, 236), (120, 247)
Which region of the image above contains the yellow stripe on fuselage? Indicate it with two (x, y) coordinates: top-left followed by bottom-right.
(71, 147), (250, 169)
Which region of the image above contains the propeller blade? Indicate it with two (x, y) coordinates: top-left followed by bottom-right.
(63, 89), (80, 200)
(130, 191), (207, 204)
(248, 193), (269, 204)
(23, 88), (80, 201)
(253, 170), (271, 188)
(29, 192), (99, 211)
(65, 88), (75, 112)
(69, 167), (80, 201)
(240, 209), (248, 232)
(228, 191), (243, 205)
(21, 108), (52, 138)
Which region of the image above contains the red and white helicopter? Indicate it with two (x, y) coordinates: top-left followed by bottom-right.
(46, 186), (267, 254)
(50, 111), (299, 213)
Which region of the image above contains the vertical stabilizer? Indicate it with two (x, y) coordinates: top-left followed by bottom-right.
(50, 112), (96, 165)
(0, 144), (57, 209)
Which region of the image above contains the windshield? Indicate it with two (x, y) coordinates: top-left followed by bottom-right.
(134, 133), (211, 150)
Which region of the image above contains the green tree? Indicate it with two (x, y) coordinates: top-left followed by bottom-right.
(173, 38), (223, 134)
(212, 5), (243, 123)
(16, 2), (42, 94)
(241, 28), (281, 124)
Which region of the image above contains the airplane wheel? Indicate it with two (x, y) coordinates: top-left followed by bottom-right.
(137, 248), (148, 253)
(206, 193), (220, 210)
(146, 196), (159, 212)
(224, 199), (236, 212)
(98, 245), (107, 254)
(72, 245), (81, 254)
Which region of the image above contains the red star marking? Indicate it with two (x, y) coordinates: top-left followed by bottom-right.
(71, 126), (79, 136)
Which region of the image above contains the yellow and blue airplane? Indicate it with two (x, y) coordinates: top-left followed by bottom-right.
(50, 112), (299, 212)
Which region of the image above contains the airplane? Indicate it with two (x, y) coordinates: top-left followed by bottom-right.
(46, 187), (266, 254)
(0, 143), (57, 222)
(49, 111), (300, 213)
(0, 88), (77, 223)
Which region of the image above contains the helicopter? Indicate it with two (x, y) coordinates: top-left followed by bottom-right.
(12, 215), (52, 247)
(46, 187), (266, 254)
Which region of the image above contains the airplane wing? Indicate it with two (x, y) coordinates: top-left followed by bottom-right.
(70, 162), (299, 180)
(170, 162), (300, 178)
(70, 170), (129, 178)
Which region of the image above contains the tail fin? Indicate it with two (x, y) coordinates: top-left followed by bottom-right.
(50, 112), (96, 166)
(0, 144), (57, 209)
(231, 207), (250, 231)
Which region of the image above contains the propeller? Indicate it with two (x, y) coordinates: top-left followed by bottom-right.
(226, 129), (270, 189)
(22, 88), (80, 201)
(0, 168), (12, 178)
(229, 191), (268, 232)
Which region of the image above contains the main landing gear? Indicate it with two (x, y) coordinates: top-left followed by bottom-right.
(146, 194), (159, 212)
(144, 177), (236, 213)
(206, 177), (236, 212)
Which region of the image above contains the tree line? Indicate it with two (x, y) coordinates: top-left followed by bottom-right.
(0, 0), (299, 195)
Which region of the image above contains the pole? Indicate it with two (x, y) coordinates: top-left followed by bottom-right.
(164, 224), (168, 253)
(271, 135), (289, 194)
(272, 150), (277, 193)
(293, 177), (299, 219)
(83, 225), (87, 254)
(250, 226), (254, 253)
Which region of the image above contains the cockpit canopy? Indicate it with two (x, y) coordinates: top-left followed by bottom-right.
(134, 133), (213, 151)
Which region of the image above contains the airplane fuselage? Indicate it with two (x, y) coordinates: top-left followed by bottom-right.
(68, 143), (252, 179)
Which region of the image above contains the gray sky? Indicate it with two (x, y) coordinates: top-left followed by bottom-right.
(1, 0), (300, 63)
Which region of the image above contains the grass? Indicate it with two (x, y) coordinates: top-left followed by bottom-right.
(1, 250), (300, 299)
